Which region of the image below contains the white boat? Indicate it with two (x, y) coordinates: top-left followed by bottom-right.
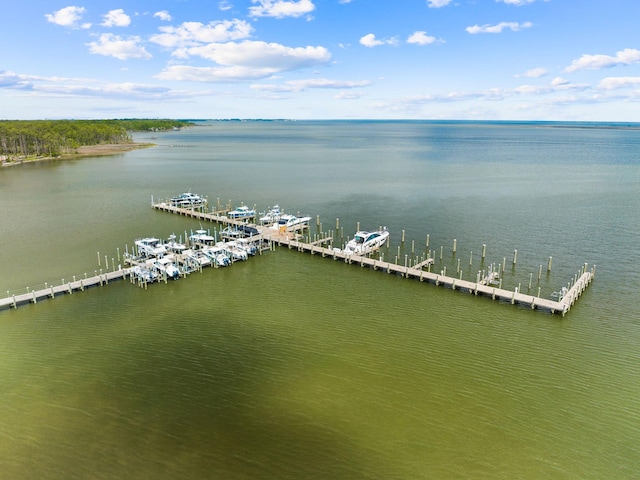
(135, 237), (167, 258)
(132, 265), (159, 283)
(201, 246), (231, 267)
(189, 229), (216, 248)
(165, 234), (187, 253)
(270, 214), (312, 231)
(216, 241), (248, 261)
(344, 227), (390, 255)
(227, 205), (255, 219)
(153, 257), (180, 279)
(259, 205), (282, 224)
(169, 192), (207, 209)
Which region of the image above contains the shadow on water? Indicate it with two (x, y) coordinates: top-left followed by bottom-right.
(0, 284), (397, 480)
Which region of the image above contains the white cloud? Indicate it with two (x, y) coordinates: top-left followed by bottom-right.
(564, 48), (640, 73)
(0, 71), (34, 90)
(427, 0), (452, 7)
(184, 41), (330, 69)
(517, 67), (548, 78)
(407, 31), (440, 46)
(153, 11), (172, 22)
(150, 20), (253, 49)
(466, 21), (533, 34)
(497, 0), (535, 5)
(219, 1), (233, 11)
(157, 41), (331, 82)
(101, 9), (131, 27)
(251, 78), (371, 92)
(359, 33), (398, 47)
(45, 6), (90, 29)
(598, 77), (640, 90)
(249, 0), (315, 19)
(87, 33), (152, 60)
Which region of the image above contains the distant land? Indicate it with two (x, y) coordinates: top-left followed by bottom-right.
(0, 119), (193, 166)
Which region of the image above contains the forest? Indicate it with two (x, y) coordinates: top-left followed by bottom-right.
(0, 119), (192, 159)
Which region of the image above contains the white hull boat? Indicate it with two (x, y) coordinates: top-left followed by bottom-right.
(344, 227), (390, 255)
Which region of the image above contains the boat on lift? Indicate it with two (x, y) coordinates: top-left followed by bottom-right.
(169, 192), (207, 209)
(135, 237), (168, 258)
(259, 205), (283, 224)
(227, 205), (255, 220)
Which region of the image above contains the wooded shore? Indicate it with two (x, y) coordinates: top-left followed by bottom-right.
(0, 118), (191, 167)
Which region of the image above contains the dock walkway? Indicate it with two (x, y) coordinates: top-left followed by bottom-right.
(0, 269), (131, 310)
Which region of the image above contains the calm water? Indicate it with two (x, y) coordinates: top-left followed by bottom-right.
(1, 121), (639, 479)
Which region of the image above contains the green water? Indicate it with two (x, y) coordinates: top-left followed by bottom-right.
(1, 121), (639, 479)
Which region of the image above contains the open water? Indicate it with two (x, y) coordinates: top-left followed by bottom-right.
(1, 121), (639, 479)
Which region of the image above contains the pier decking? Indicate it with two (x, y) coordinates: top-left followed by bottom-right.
(0, 269), (131, 310)
(0, 200), (594, 315)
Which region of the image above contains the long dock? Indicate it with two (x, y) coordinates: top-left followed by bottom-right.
(151, 201), (594, 315)
(269, 236), (594, 316)
(0, 269), (131, 311)
(0, 201), (594, 315)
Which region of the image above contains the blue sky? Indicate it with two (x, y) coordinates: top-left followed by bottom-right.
(2, 0), (640, 120)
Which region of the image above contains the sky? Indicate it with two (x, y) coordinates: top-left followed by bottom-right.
(1, 0), (640, 120)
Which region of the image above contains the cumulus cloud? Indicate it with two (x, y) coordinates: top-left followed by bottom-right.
(150, 20), (253, 49)
(466, 21), (532, 34)
(87, 33), (152, 60)
(249, 0), (315, 18)
(101, 9), (131, 27)
(598, 76), (640, 90)
(359, 33), (398, 47)
(157, 41), (331, 82)
(219, 1), (233, 11)
(564, 48), (640, 73)
(427, 0), (452, 7)
(45, 6), (90, 29)
(407, 31), (441, 46)
(154, 10), (172, 21)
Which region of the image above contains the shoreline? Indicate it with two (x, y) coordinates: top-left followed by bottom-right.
(0, 142), (154, 167)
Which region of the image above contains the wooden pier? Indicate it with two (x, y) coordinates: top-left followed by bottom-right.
(269, 235), (594, 316)
(0, 201), (595, 315)
(153, 201), (595, 315)
(0, 269), (131, 311)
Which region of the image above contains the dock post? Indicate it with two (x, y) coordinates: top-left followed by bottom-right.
(538, 264), (543, 280)
(97, 252), (101, 267)
(401, 230), (405, 243)
(529, 273), (533, 290)
(482, 244), (486, 259)
(426, 234), (430, 248)
(470, 251), (473, 265)
(502, 257), (506, 272)
(117, 248), (120, 262)
(457, 258), (461, 273)
(452, 238), (457, 253)
(547, 256), (553, 272)
(513, 249), (518, 265)
(411, 240), (415, 255)
(357, 221), (360, 231)
(32, 290), (37, 304)
(440, 246), (443, 260)
(336, 218), (339, 231)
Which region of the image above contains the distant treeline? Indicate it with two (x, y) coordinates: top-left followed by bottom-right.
(0, 119), (192, 158)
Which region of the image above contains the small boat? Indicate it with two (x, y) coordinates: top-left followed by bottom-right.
(135, 237), (168, 258)
(132, 265), (159, 283)
(344, 227), (390, 255)
(189, 229), (216, 248)
(259, 205), (283, 224)
(165, 234), (187, 253)
(270, 214), (312, 232)
(169, 192), (207, 209)
(220, 225), (260, 240)
(153, 257), (180, 279)
(217, 241), (248, 261)
(227, 205), (255, 219)
(201, 246), (231, 267)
